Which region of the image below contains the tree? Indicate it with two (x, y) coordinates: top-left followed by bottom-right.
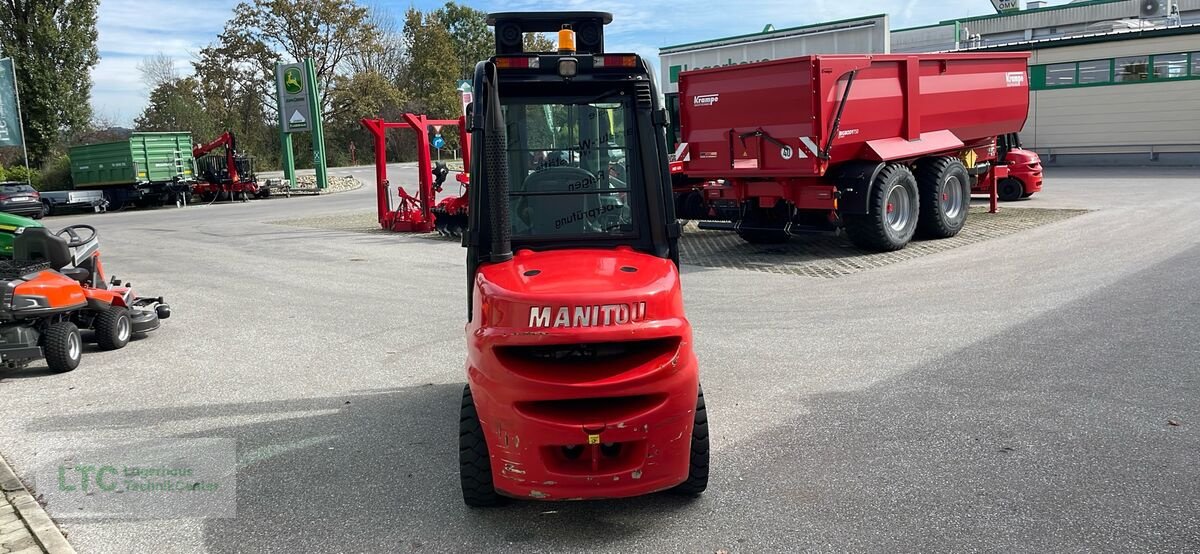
(133, 78), (213, 138)
(402, 9), (459, 120)
(349, 8), (405, 86)
(0, 0), (99, 166)
(137, 52), (179, 90)
(523, 32), (556, 53)
(436, 2), (492, 79)
(217, 0), (380, 117)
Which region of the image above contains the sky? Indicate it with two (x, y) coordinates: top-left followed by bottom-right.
(92, 0), (1035, 126)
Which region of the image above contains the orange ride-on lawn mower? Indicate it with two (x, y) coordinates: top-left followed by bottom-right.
(457, 12), (706, 506)
(0, 224), (170, 372)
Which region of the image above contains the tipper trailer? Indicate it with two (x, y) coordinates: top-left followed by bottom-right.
(671, 53), (1039, 250)
(69, 132), (195, 209)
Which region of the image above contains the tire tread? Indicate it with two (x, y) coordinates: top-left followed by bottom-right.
(459, 385), (506, 507)
(914, 157), (970, 239)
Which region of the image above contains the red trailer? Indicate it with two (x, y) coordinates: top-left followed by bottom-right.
(672, 53), (1038, 250)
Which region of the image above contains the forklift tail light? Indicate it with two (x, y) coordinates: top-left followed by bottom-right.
(595, 55), (637, 68)
(496, 56), (539, 69)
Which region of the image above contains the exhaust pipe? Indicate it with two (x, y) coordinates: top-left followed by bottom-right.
(482, 62), (512, 263)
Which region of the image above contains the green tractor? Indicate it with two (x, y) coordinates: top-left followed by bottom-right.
(0, 212), (45, 257)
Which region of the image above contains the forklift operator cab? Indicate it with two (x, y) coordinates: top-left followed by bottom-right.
(506, 100), (634, 236)
(457, 12), (706, 506)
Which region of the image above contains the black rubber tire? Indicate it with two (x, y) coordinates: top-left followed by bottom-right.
(914, 157), (970, 239)
(998, 177), (1024, 202)
(459, 384), (505, 507)
(1021, 192), (1034, 198)
(43, 322), (82, 373)
(844, 163), (919, 251)
(671, 385), (709, 496)
(94, 306), (131, 351)
(41, 201), (53, 217)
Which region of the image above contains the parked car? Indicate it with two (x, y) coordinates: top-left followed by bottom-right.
(0, 182), (43, 219)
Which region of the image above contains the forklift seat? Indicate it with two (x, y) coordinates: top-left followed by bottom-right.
(520, 167), (600, 235)
(13, 227), (89, 283)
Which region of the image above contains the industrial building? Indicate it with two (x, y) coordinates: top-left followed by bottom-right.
(660, 0), (1200, 164)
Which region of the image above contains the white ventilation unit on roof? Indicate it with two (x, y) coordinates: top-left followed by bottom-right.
(1140, 0), (1168, 18)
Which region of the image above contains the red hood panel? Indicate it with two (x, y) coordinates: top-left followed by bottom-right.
(474, 247), (684, 334)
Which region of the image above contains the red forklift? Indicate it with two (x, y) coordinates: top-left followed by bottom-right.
(192, 131), (260, 202)
(458, 11), (706, 506)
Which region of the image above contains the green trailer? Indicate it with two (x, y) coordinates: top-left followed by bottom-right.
(69, 132), (196, 208)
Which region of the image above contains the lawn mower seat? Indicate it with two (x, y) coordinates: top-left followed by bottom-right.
(13, 227), (90, 283)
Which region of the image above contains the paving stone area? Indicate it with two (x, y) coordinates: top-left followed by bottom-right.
(679, 207), (1088, 278)
(0, 454), (73, 553)
(274, 207), (1088, 278)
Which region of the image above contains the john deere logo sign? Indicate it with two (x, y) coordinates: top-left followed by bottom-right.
(284, 68), (303, 94)
(276, 63), (311, 133)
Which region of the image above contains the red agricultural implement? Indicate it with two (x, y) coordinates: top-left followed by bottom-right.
(670, 53), (1044, 250)
(360, 114), (470, 234)
(192, 132), (261, 202)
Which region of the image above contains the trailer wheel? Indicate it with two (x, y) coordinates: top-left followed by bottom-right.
(94, 306), (132, 351)
(844, 163), (919, 251)
(998, 178), (1024, 202)
(43, 322), (82, 373)
(915, 157), (970, 239)
(459, 384), (505, 507)
(671, 384), (709, 496)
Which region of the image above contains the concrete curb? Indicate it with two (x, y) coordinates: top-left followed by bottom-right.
(0, 453), (75, 554)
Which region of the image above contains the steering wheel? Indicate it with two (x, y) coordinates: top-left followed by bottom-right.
(55, 224), (97, 247)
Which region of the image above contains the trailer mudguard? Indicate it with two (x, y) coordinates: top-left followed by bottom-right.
(828, 160), (887, 215)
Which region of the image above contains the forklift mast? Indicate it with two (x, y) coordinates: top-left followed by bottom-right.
(465, 11), (679, 311)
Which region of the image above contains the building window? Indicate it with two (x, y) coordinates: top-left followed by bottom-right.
(1045, 62), (1077, 86)
(1077, 59), (1112, 84)
(1192, 53), (1200, 77)
(1115, 56), (1149, 82)
(1153, 53), (1189, 79)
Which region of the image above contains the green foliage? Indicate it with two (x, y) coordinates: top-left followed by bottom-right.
(524, 33), (557, 53)
(0, 164), (6, 181)
(437, 2), (493, 79)
(135, 78), (214, 137)
(220, 0), (379, 116)
(2, 164), (38, 188)
(402, 8), (462, 149)
(0, 0), (100, 166)
(37, 154), (71, 191)
(128, 0), (489, 169)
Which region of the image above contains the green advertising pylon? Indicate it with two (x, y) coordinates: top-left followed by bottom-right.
(275, 62), (296, 187)
(304, 58), (328, 190)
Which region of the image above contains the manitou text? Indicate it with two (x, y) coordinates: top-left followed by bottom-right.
(528, 302), (648, 329)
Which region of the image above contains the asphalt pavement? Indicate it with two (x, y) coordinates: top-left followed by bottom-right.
(0, 165), (1197, 553)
